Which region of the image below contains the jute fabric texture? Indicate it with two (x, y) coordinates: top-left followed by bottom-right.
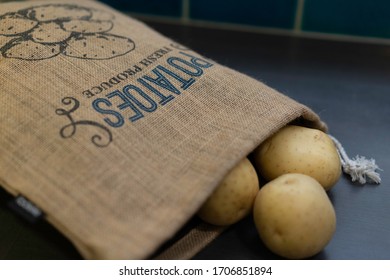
(0, 0), (325, 259)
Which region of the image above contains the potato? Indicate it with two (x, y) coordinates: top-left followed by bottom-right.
(253, 125), (341, 190)
(197, 157), (259, 226)
(253, 173), (336, 259)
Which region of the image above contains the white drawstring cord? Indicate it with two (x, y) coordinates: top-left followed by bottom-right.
(329, 135), (382, 184)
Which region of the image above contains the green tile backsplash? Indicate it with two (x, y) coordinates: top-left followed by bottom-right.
(0, 0), (387, 41)
(189, 0), (298, 29)
(302, 0), (390, 39)
(97, 0), (390, 41)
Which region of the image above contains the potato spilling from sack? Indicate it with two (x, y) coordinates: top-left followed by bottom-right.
(253, 125), (341, 190)
(253, 173), (336, 259)
(198, 125), (340, 258)
(197, 157), (259, 226)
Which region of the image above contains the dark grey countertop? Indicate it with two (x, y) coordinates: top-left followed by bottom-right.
(1, 21), (389, 260)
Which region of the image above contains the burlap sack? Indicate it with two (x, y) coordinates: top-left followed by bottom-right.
(0, 0), (326, 259)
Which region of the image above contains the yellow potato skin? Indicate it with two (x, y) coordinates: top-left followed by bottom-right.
(197, 158), (259, 226)
(253, 173), (336, 259)
(253, 125), (341, 190)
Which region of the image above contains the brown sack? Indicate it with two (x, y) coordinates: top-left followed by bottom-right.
(0, 0), (326, 259)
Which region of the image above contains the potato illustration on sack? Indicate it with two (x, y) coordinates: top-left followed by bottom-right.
(23, 4), (92, 22)
(0, 12), (37, 35)
(0, 4), (135, 61)
(0, 35), (15, 50)
(30, 21), (72, 44)
(64, 33), (135, 60)
(62, 19), (113, 34)
(3, 37), (60, 60)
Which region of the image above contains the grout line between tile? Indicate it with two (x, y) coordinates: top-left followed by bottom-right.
(181, 0), (190, 24)
(294, 0), (305, 33)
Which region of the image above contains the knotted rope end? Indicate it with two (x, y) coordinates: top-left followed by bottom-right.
(344, 155), (382, 184)
(329, 135), (382, 185)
